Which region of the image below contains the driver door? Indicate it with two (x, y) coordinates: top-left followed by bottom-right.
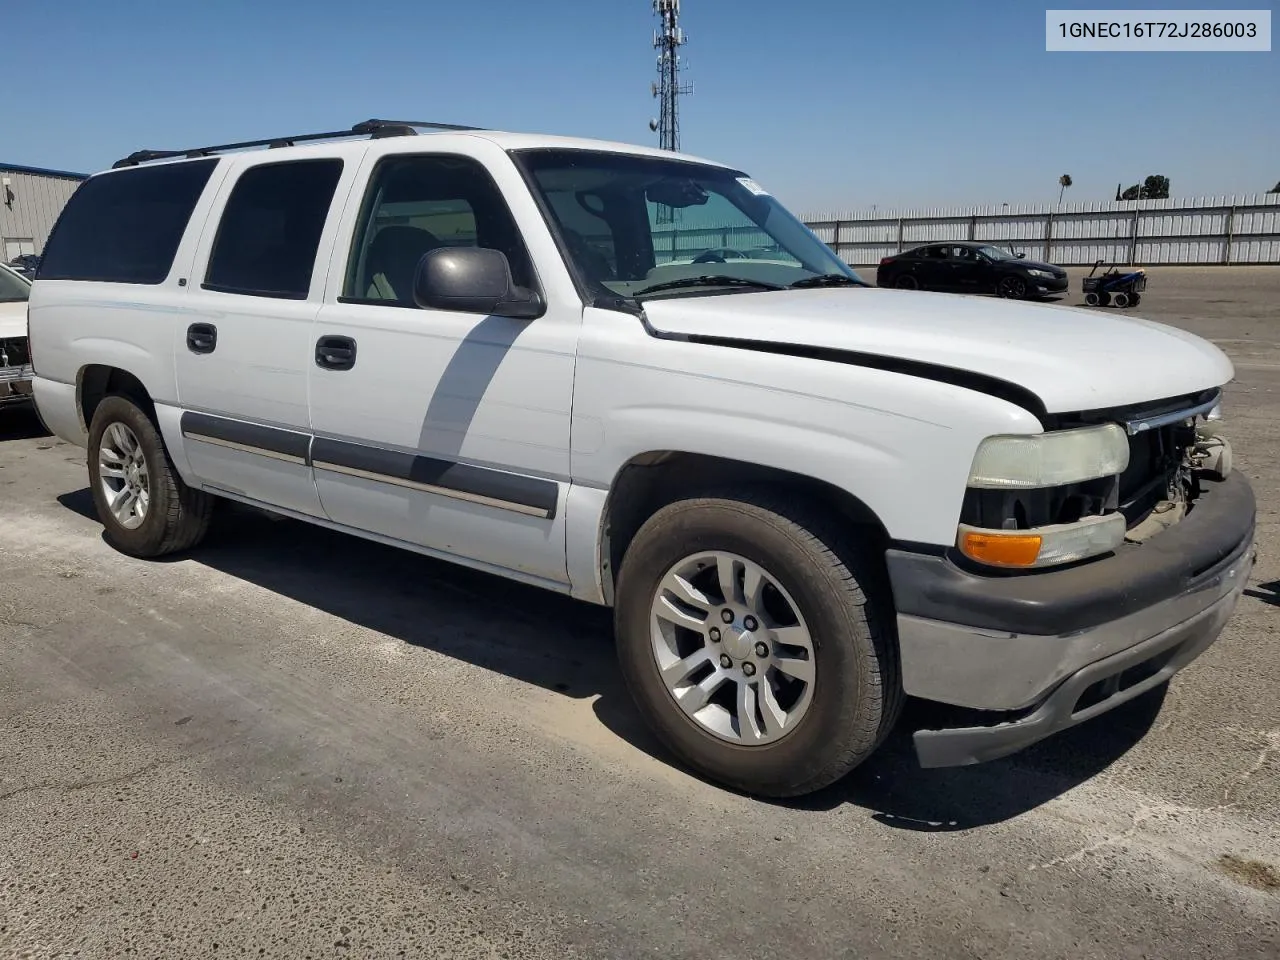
(307, 149), (580, 586)
(947, 245), (986, 291)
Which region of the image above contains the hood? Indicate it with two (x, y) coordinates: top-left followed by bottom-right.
(0, 300), (27, 341)
(1011, 259), (1065, 275)
(640, 288), (1233, 414)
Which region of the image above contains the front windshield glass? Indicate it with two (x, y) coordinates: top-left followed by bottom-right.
(977, 245), (1019, 261)
(515, 149), (865, 303)
(0, 265), (31, 303)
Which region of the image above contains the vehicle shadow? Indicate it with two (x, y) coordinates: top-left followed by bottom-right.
(55, 490), (1164, 829)
(0, 406), (50, 442)
(1244, 580), (1280, 607)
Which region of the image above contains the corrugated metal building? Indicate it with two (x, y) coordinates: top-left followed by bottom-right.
(0, 162), (88, 261)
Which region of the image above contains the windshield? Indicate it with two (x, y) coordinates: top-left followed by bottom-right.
(977, 245), (1020, 261)
(0, 265), (31, 303)
(514, 149), (865, 303)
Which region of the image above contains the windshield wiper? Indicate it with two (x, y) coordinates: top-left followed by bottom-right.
(789, 273), (865, 288)
(632, 275), (787, 297)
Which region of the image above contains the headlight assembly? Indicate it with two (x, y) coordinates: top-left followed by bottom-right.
(967, 424), (1130, 490)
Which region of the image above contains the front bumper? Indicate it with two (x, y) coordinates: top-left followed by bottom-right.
(887, 472), (1256, 767)
(1031, 275), (1069, 295)
(0, 363), (34, 406)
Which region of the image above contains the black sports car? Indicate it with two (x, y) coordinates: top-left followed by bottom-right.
(875, 242), (1068, 299)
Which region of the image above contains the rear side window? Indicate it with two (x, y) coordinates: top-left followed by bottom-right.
(204, 159), (344, 300)
(38, 160), (217, 284)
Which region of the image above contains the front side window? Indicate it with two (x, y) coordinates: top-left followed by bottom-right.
(0, 265), (30, 302)
(977, 245), (1018, 261)
(204, 158), (344, 299)
(39, 160), (217, 284)
(343, 154), (535, 306)
(514, 149), (864, 305)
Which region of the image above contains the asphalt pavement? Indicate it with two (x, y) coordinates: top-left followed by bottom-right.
(1, 266), (1277, 959)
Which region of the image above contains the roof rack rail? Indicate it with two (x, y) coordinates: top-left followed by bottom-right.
(111, 118), (484, 169)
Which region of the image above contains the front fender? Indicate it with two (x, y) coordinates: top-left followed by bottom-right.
(571, 311), (1043, 547)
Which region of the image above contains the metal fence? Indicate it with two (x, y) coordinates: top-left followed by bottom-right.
(800, 193), (1280, 267)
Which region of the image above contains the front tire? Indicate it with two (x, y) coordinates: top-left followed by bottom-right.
(996, 275), (1028, 299)
(613, 490), (901, 798)
(87, 395), (214, 558)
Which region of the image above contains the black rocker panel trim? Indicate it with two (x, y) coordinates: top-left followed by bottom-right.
(180, 412), (312, 463)
(311, 436), (559, 519)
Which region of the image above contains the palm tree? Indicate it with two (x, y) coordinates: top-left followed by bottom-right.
(1058, 174), (1073, 204)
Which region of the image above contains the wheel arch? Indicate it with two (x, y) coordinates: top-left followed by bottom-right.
(596, 450), (891, 606)
(77, 364), (156, 433)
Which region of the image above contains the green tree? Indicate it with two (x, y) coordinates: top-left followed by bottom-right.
(1118, 175), (1171, 201)
(1058, 174), (1073, 204)
(1143, 174), (1170, 199)
(1269, 181), (1280, 193)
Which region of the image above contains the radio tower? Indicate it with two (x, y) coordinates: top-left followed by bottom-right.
(650, 0), (693, 153)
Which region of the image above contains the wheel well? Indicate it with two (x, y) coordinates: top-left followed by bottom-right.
(599, 452), (890, 604)
(78, 365), (155, 432)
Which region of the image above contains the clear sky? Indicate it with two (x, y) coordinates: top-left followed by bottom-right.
(8, 0), (1277, 213)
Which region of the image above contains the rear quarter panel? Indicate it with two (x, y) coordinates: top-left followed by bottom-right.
(25, 159), (233, 431)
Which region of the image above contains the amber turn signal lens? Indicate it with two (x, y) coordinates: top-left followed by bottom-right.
(958, 530), (1042, 567)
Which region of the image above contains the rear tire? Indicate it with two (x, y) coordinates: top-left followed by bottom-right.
(613, 489), (902, 798)
(87, 395), (214, 558)
(1084, 291), (1100, 306)
(1112, 292), (1131, 308)
(893, 274), (919, 290)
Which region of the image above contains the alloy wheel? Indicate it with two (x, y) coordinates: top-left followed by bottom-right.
(97, 421), (150, 530)
(649, 551), (815, 746)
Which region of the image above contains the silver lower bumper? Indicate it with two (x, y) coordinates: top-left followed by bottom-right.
(0, 364), (34, 405)
(897, 536), (1254, 713)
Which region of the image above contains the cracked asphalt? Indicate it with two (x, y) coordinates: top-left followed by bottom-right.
(2, 266), (1278, 959)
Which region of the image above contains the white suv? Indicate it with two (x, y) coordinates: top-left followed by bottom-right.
(27, 120), (1255, 797)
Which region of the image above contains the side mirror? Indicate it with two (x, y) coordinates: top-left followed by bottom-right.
(413, 247), (544, 319)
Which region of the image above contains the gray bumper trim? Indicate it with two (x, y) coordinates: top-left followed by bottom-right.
(897, 531), (1255, 712)
(909, 544), (1254, 768)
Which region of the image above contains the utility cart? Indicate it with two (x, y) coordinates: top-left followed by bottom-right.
(1083, 260), (1147, 308)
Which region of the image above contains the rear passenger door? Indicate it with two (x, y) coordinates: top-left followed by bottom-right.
(174, 155), (361, 517)
(913, 245), (951, 288)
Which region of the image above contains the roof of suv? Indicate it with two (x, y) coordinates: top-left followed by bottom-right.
(105, 120), (733, 176)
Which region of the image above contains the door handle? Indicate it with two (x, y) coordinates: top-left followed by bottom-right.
(187, 322), (217, 354)
(315, 335), (357, 371)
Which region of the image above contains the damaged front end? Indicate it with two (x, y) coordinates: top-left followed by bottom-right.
(1100, 389), (1230, 543)
(894, 386), (1255, 769)
(0, 336), (34, 407)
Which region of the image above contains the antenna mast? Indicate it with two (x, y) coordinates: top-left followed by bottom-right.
(650, 0), (693, 153)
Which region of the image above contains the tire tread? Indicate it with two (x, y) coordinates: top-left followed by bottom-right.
(88, 395), (213, 558)
(615, 485), (903, 797)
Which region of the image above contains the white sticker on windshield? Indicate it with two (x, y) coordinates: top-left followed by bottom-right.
(736, 177), (769, 196)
